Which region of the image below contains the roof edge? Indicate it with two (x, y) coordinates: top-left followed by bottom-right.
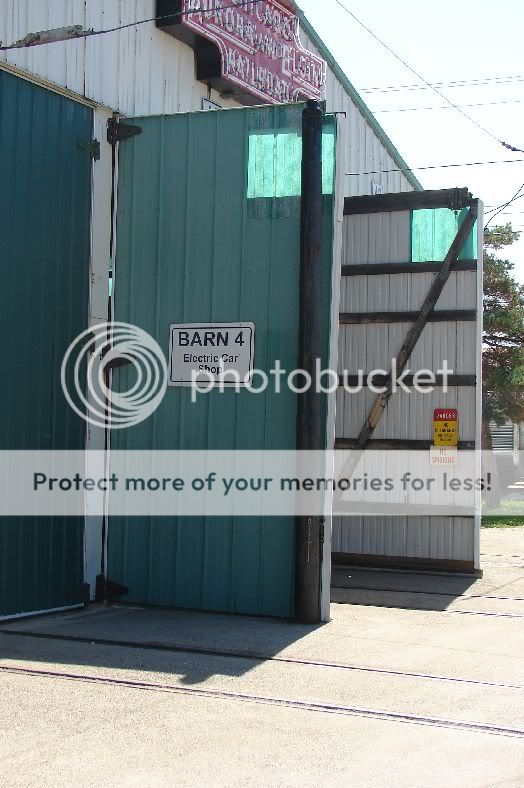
(298, 10), (424, 192)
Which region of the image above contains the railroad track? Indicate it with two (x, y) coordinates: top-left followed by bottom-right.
(0, 627), (522, 691)
(1, 662), (522, 739)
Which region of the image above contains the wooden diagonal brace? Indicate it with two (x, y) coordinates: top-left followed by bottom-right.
(333, 202), (480, 511)
(355, 202), (478, 447)
(356, 201), (479, 449)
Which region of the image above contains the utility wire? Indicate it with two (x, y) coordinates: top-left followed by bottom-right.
(485, 191), (524, 214)
(360, 74), (524, 93)
(484, 182), (524, 229)
(333, 0), (524, 154)
(0, 0), (264, 50)
(374, 99), (524, 114)
(485, 209), (524, 214)
(345, 158), (524, 176)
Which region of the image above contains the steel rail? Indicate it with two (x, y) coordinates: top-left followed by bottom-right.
(0, 628), (522, 691)
(1, 664), (522, 738)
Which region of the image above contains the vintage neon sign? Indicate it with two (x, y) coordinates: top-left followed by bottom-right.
(157, 0), (327, 104)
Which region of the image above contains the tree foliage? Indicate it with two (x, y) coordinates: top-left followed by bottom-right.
(483, 223), (524, 425)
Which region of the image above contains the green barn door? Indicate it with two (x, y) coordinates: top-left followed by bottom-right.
(108, 104), (336, 618)
(0, 71), (93, 618)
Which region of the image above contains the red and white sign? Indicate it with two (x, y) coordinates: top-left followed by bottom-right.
(181, 0), (326, 104)
(433, 409), (459, 448)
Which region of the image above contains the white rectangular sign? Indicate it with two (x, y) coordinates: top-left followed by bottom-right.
(169, 323), (255, 386)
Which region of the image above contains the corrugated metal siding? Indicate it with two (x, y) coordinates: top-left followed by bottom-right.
(332, 516), (475, 562)
(0, 0), (243, 115)
(334, 208), (480, 565)
(490, 423), (516, 451)
(108, 105), (336, 617)
(338, 323), (477, 375)
(341, 272), (477, 312)
(0, 70), (92, 616)
(0, 0), (87, 95)
(342, 212), (412, 265)
(2, 2), (417, 198)
(336, 388), (477, 442)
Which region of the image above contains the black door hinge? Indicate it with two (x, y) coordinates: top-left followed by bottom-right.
(107, 118), (142, 146)
(95, 574), (129, 602)
(320, 517), (326, 548)
(77, 138), (100, 160)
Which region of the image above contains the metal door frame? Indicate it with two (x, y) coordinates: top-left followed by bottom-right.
(83, 106), (114, 601)
(335, 188), (483, 573)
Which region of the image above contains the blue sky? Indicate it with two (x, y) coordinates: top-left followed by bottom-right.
(298, 0), (524, 282)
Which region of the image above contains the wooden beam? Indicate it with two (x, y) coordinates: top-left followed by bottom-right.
(335, 438), (475, 450)
(340, 310), (477, 325)
(332, 553), (476, 574)
(342, 260), (477, 276)
(344, 187), (473, 216)
(338, 374), (476, 388)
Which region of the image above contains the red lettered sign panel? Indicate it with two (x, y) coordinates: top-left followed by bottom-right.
(181, 0), (326, 103)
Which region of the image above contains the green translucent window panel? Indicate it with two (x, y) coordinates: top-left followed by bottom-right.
(411, 207), (477, 262)
(247, 126), (336, 198)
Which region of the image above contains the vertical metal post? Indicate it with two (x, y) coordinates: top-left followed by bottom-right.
(295, 100), (324, 624)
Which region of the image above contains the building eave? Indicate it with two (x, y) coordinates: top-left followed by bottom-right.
(297, 9), (424, 191)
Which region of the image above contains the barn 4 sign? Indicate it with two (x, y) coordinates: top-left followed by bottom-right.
(157, 0), (326, 104)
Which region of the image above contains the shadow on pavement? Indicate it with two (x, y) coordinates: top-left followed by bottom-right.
(0, 604), (324, 683)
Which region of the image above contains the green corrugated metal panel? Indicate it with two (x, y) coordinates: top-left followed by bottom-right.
(0, 71), (92, 616)
(411, 208), (478, 262)
(109, 104), (336, 617)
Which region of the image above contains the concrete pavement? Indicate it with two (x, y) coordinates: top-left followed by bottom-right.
(0, 527), (523, 786)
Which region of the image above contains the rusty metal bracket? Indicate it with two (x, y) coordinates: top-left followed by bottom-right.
(77, 139), (100, 160)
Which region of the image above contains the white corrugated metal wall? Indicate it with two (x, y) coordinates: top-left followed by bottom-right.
(0, 0), (243, 114)
(0, 1), (417, 198)
(333, 209), (482, 569)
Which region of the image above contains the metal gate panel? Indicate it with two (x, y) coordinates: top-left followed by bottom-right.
(334, 195), (482, 571)
(109, 105), (337, 617)
(0, 70), (92, 617)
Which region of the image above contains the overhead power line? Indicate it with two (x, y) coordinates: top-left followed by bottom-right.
(374, 99), (524, 114)
(0, 0), (264, 50)
(360, 74), (524, 93)
(485, 191), (524, 214)
(333, 0), (524, 155)
(484, 182), (524, 229)
(484, 209), (524, 215)
(346, 158), (524, 176)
